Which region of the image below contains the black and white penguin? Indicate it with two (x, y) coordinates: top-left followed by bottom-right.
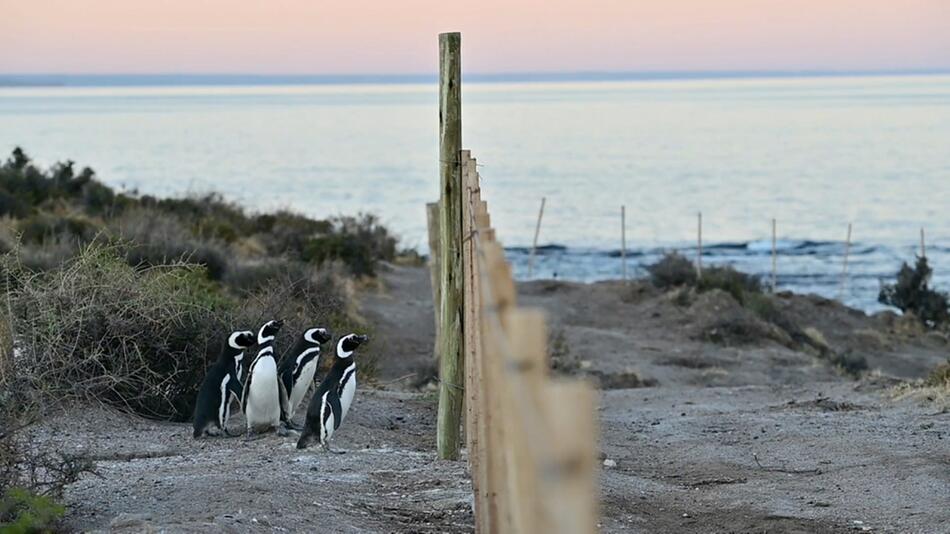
(242, 319), (285, 437)
(296, 333), (368, 452)
(278, 327), (332, 429)
(193, 329), (256, 439)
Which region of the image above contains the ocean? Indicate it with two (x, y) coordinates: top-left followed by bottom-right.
(1, 73), (948, 312)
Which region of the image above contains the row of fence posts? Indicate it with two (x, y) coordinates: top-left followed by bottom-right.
(429, 32), (599, 534)
(527, 203), (932, 299)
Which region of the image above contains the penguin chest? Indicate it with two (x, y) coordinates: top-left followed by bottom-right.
(319, 391), (336, 444)
(289, 359), (318, 417)
(247, 357), (279, 424)
(339, 364), (357, 422)
(218, 374), (232, 425)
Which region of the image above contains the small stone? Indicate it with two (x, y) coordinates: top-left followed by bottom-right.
(603, 459), (617, 468)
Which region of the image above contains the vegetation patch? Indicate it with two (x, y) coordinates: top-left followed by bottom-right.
(0, 148), (400, 279)
(878, 256), (949, 328)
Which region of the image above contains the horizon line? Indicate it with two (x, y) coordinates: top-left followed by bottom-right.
(2, 69), (948, 87)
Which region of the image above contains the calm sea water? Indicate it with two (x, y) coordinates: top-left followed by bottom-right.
(1, 75), (948, 311)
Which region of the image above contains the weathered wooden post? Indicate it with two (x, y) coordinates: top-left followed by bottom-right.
(436, 31), (464, 461)
(426, 202), (442, 359)
(621, 205), (627, 281)
(528, 197), (546, 278)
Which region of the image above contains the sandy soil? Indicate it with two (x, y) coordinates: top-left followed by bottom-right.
(34, 263), (950, 533)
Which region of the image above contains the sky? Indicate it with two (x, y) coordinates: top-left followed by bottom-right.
(1, 0), (948, 74)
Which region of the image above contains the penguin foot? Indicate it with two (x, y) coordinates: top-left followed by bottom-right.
(322, 444), (346, 455)
(276, 426), (290, 437)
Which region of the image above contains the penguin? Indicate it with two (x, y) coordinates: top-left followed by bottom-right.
(296, 333), (369, 452)
(192, 329), (256, 439)
(278, 327), (332, 429)
(242, 319), (285, 437)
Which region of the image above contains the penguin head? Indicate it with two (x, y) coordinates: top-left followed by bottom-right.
(303, 327), (332, 345)
(228, 330), (256, 350)
(258, 319), (284, 343)
(336, 333), (369, 358)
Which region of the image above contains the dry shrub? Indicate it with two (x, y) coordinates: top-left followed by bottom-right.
(6, 244), (232, 420)
(112, 208), (229, 280)
(925, 359), (950, 389)
(228, 261), (377, 377)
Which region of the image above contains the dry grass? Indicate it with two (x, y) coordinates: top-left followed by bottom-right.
(890, 360), (950, 411)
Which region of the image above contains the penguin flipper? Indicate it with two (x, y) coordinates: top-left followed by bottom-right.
(278, 373), (291, 421)
(241, 361), (254, 415)
(328, 392), (343, 431)
(227, 379), (244, 410)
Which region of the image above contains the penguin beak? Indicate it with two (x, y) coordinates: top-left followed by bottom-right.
(357, 335), (369, 344)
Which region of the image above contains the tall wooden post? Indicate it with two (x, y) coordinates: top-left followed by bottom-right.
(437, 31), (464, 461)
(426, 202), (442, 360)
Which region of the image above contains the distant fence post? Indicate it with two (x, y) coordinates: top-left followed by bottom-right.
(696, 211), (703, 278)
(621, 205), (627, 281)
(838, 222), (852, 300)
(920, 227), (926, 258)
(436, 31), (464, 461)
(528, 197), (546, 278)
(771, 218), (777, 293)
(426, 202), (442, 359)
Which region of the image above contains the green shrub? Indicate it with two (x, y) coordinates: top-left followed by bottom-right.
(879, 256), (949, 328)
(647, 253), (762, 304)
(17, 213), (100, 245)
(697, 266), (762, 305)
(1, 149), (400, 279)
(647, 252), (696, 289)
(0, 488), (65, 533)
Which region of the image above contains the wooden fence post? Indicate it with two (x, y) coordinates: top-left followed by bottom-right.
(540, 381), (599, 534)
(528, 197), (546, 278)
(838, 222), (852, 300)
(696, 211), (703, 278)
(771, 218), (777, 293)
(621, 206), (627, 281)
(427, 202), (442, 360)
(437, 31), (464, 461)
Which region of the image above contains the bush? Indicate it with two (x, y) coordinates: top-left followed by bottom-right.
(647, 253), (761, 304)
(112, 208), (229, 280)
(647, 253), (696, 289)
(698, 266), (762, 305)
(6, 244), (233, 419)
(4, 242), (367, 421)
(1, 149), (400, 278)
(925, 359), (950, 388)
(879, 256), (949, 328)
(0, 488), (65, 533)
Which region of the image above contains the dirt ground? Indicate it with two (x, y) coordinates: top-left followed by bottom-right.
(38, 264), (950, 533)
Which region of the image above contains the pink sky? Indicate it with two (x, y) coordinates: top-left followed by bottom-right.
(2, 0), (948, 73)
